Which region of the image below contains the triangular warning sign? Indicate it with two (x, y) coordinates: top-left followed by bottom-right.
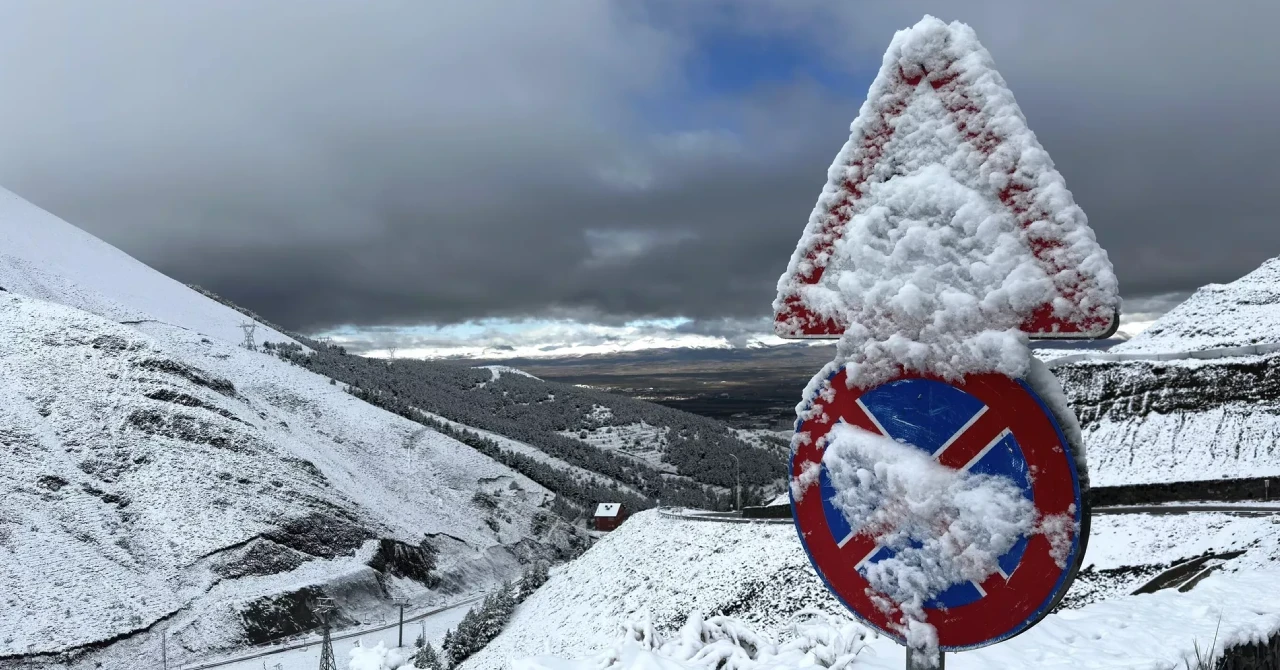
(774, 16), (1118, 340)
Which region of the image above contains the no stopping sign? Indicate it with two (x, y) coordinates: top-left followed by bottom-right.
(789, 367), (1088, 651)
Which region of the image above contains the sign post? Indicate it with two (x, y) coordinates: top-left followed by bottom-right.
(773, 15), (1117, 665)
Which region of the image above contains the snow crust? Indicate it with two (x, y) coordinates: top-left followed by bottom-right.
(820, 425), (1054, 650)
(778, 14), (1115, 393)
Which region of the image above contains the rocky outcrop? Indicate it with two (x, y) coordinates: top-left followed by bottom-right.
(1055, 354), (1280, 486)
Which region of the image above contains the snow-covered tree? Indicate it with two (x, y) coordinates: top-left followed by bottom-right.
(412, 642), (443, 670)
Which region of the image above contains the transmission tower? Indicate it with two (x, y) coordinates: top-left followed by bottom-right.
(239, 322), (258, 351)
(315, 597), (339, 670)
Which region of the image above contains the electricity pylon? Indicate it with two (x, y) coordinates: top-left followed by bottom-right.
(316, 597), (338, 670)
(239, 321), (258, 351)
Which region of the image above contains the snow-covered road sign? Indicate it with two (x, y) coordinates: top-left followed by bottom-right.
(773, 17), (1118, 341)
(789, 367), (1087, 651)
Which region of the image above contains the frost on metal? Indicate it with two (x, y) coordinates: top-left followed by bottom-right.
(774, 14), (1118, 355)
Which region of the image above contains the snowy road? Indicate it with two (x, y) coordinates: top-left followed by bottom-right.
(179, 597), (480, 670)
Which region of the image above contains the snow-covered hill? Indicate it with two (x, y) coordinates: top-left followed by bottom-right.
(1052, 255), (1280, 486)
(462, 510), (1280, 670)
(292, 349), (787, 512)
(1112, 258), (1280, 355)
(0, 293), (583, 668)
(0, 189), (588, 668)
(0, 187), (293, 348)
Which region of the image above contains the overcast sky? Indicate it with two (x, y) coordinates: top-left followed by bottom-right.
(1, 2), (1275, 356)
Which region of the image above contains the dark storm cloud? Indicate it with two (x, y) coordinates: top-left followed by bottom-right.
(0, 1), (1276, 333)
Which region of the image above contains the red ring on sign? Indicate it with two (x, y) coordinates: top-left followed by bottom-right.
(790, 368), (1084, 650)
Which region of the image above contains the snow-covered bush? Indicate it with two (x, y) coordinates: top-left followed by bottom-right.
(513, 610), (875, 670)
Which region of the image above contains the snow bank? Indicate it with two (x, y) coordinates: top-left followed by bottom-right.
(348, 641), (415, 670)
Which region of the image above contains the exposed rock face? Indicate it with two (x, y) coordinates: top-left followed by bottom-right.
(1055, 354), (1280, 486)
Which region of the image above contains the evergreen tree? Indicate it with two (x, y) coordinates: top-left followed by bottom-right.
(413, 642), (443, 670)
(517, 562), (549, 601)
(440, 630), (455, 667)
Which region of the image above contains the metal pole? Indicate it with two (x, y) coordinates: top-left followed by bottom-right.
(906, 646), (944, 669)
(161, 630), (167, 670)
(393, 597), (409, 648)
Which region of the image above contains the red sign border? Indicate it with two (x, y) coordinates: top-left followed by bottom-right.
(774, 55), (1118, 341)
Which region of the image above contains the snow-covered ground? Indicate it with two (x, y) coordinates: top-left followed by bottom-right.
(476, 366), (543, 383)
(459, 509), (1280, 670)
(416, 409), (647, 498)
(0, 294), (565, 666)
(731, 429), (791, 456)
(1086, 401), (1280, 486)
(516, 568), (1280, 669)
(557, 422), (672, 471)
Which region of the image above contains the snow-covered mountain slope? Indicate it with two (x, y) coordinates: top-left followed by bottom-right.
(460, 509), (1280, 670)
(1055, 353), (1280, 486)
(0, 293), (583, 668)
(1112, 258), (1280, 355)
(0, 187), (293, 348)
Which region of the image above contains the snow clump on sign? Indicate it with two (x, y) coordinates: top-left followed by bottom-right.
(822, 425), (1033, 623)
(783, 14), (1117, 400)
